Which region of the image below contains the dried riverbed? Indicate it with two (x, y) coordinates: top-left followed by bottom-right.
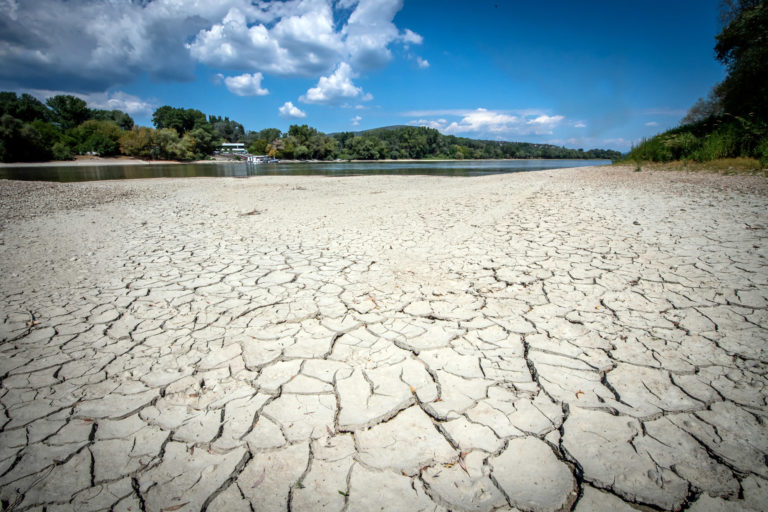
(1, 166), (767, 511)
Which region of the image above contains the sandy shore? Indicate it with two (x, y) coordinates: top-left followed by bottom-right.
(1, 166), (767, 511)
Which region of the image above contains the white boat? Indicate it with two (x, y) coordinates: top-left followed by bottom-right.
(246, 155), (280, 164)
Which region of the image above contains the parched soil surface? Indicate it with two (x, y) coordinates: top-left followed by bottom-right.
(1, 166), (767, 511)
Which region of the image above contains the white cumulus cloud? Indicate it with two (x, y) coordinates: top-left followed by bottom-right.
(189, 2), (344, 78)
(645, 121), (659, 127)
(401, 28), (423, 45)
(416, 57), (429, 69)
(526, 114), (565, 133)
(189, 0), (418, 77)
(408, 108), (567, 137)
(24, 89), (156, 117)
(446, 109), (520, 133)
(0, 0), (255, 91)
(222, 72), (269, 96)
(84, 91), (157, 117)
(351, 115), (362, 126)
(279, 101), (307, 118)
(300, 62), (371, 104)
(0, 0), (422, 92)
(342, 0), (413, 70)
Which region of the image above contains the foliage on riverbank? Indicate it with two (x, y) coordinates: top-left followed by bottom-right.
(625, 0), (767, 167)
(0, 93), (133, 162)
(626, 115), (768, 165)
(1, 94), (621, 163)
(1, 98), (621, 163)
(0, 97), (228, 162)
(245, 124), (621, 161)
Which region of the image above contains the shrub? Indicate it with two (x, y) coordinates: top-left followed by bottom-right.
(692, 129), (738, 161)
(119, 126), (154, 158)
(151, 128), (181, 160)
(52, 141), (73, 160)
(665, 132), (700, 160)
(756, 138), (768, 167)
(74, 120), (122, 156)
(628, 136), (672, 162)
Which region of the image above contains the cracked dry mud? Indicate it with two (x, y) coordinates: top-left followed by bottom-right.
(0, 165), (767, 511)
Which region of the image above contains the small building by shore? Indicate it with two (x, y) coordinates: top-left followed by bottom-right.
(219, 142), (246, 154)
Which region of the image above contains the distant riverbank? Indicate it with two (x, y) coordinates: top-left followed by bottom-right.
(0, 156), (614, 169)
(0, 156), (221, 168)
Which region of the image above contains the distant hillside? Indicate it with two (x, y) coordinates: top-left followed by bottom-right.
(329, 125), (411, 137)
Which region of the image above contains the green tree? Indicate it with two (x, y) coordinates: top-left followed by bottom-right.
(0, 114), (24, 162)
(210, 115), (245, 142)
(185, 126), (218, 159)
(46, 95), (89, 130)
(152, 106), (207, 135)
(91, 109), (134, 130)
(169, 134), (196, 160)
(258, 128), (282, 143)
(74, 120), (123, 156)
(151, 128), (181, 160)
(52, 141), (74, 160)
(0, 115), (60, 162)
(119, 126), (154, 158)
(248, 139), (268, 155)
(714, 0), (768, 119)
(288, 124), (316, 145)
(346, 136), (384, 160)
(266, 138), (284, 158)
(293, 144), (309, 160)
(0, 93), (51, 122)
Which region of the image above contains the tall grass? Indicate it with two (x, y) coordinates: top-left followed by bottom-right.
(624, 116), (768, 167)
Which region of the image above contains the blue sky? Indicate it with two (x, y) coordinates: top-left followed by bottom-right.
(0, 0), (725, 151)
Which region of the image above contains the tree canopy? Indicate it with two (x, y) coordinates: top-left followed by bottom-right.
(45, 95), (90, 130)
(628, 0), (768, 165)
(152, 106), (207, 135)
(714, 0), (768, 120)
(91, 109), (134, 130)
(209, 115), (245, 143)
(0, 92), (135, 162)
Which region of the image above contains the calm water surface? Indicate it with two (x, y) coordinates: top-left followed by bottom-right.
(0, 159), (610, 182)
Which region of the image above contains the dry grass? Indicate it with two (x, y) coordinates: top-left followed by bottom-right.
(622, 158), (768, 176)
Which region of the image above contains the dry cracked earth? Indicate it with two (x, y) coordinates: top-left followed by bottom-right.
(0, 166), (767, 512)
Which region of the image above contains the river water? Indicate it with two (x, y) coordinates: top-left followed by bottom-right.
(0, 159), (611, 182)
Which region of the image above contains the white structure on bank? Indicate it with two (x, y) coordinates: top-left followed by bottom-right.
(219, 142), (246, 153)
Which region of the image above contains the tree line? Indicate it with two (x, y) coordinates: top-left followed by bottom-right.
(242, 124), (620, 161)
(1, 94), (620, 163)
(0, 96), (245, 162)
(625, 0), (768, 165)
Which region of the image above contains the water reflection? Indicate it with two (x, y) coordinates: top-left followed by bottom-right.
(0, 159), (610, 182)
